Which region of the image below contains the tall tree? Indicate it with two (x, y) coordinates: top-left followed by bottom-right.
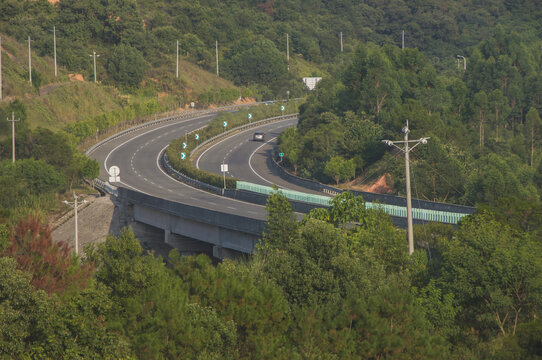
(525, 107), (541, 167)
(439, 211), (542, 336)
(3, 214), (93, 295)
(474, 90), (489, 149)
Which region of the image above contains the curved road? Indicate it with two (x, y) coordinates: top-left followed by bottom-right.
(89, 112), (279, 221)
(195, 118), (324, 195)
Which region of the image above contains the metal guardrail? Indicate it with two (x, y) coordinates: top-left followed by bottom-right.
(92, 178), (118, 197)
(85, 101), (279, 196)
(161, 153), (222, 195)
(85, 101), (276, 156)
(159, 113), (299, 193)
(236, 181), (471, 224)
(237, 181), (331, 206)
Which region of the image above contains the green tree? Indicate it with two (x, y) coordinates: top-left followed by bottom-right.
(488, 89), (510, 141)
(439, 211), (542, 336)
(277, 127), (301, 175)
(171, 254), (292, 359)
(223, 39), (288, 86)
(324, 156), (348, 185)
(525, 107), (541, 167)
(261, 189), (298, 250)
(474, 90), (489, 149)
(106, 44), (146, 87)
(92, 229), (237, 359)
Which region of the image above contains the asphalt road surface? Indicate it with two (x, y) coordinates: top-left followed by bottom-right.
(89, 112), (272, 221)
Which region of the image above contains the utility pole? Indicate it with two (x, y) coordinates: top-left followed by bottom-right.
(215, 40), (219, 76)
(340, 31), (343, 53)
(53, 26), (57, 77)
(28, 36), (32, 83)
(7, 112), (20, 163)
(0, 35), (3, 100)
(382, 121), (429, 255)
(89, 51), (100, 83)
(176, 40), (179, 78)
(63, 192), (87, 255)
(286, 33), (290, 71)
(402, 30), (405, 50)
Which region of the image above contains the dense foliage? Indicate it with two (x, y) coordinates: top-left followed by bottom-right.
(1, 1), (541, 358)
(0, 102), (99, 221)
(279, 28), (542, 205)
(2, 0), (542, 98)
(1, 192), (540, 358)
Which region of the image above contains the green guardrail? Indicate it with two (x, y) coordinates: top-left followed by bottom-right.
(237, 181), (331, 206)
(236, 181), (470, 224)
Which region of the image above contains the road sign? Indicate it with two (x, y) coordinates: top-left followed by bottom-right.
(281, 105), (285, 111)
(221, 164), (229, 172)
(279, 153), (284, 157)
(182, 142), (187, 149)
(248, 113), (252, 119)
(109, 166), (120, 182)
(181, 152), (186, 160)
(195, 133), (199, 140)
(223, 121), (227, 127)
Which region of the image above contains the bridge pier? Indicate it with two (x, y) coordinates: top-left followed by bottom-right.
(165, 230), (213, 257)
(115, 188), (265, 260)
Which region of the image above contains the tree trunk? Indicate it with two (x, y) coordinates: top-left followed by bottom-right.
(495, 109), (499, 141)
(531, 126), (534, 167)
(479, 110), (484, 149)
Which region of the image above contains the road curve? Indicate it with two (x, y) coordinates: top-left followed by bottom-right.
(195, 118), (325, 195)
(88, 112), (270, 221)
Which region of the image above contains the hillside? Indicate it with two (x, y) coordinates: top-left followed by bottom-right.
(0, 33), (241, 131)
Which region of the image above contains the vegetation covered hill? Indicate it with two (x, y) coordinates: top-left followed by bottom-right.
(279, 28), (542, 206)
(1, 192), (541, 358)
(0, 1), (541, 358)
(3, 0), (541, 101)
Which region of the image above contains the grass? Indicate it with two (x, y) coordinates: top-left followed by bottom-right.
(0, 33), (240, 132)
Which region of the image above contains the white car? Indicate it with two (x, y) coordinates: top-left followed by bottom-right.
(253, 132), (265, 141)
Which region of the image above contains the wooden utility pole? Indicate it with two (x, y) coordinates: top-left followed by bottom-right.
(286, 33), (290, 71)
(176, 40), (179, 78)
(216, 40), (219, 76)
(53, 26), (57, 77)
(0, 36), (3, 100)
(7, 112), (20, 163)
(28, 36), (32, 83)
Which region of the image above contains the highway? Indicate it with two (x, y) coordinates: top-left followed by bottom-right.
(89, 111), (287, 221)
(194, 117), (324, 195)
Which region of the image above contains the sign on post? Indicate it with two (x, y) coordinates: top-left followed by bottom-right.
(281, 105), (285, 111)
(279, 153), (284, 158)
(109, 166), (120, 183)
(182, 142), (187, 149)
(223, 121), (227, 128)
(180, 152), (186, 160)
(221, 163), (228, 190)
(195, 133), (199, 140)
(248, 113), (252, 121)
